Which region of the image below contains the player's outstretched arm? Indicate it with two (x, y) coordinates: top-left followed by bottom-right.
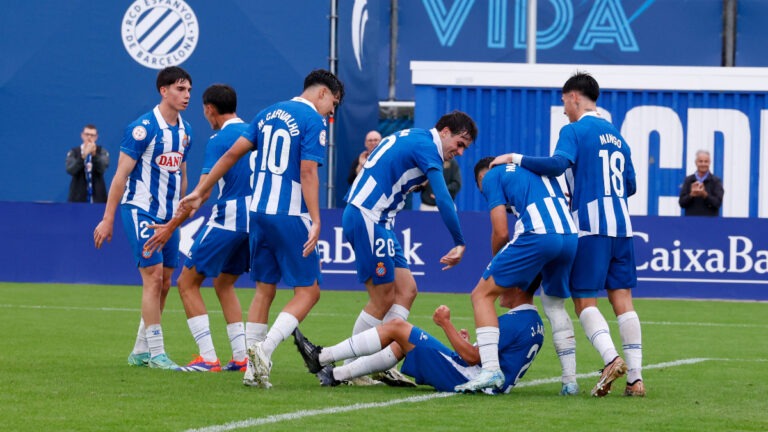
(143, 218), (182, 256)
(489, 153), (516, 168)
(94, 152), (137, 249)
(189, 136), (253, 206)
(489, 205), (510, 256)
(439, 246), (465, 270)
(433, 305), (480, 365)
(426, 170), (466, 269)
(300, 159), (321, 257)
(144, 174), (213, 254)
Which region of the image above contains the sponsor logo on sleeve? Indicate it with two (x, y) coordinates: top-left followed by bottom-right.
(132, 125), (147, 141)
(319, 130), (327, 147)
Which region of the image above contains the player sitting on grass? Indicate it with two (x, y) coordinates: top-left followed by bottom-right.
(292, 277), (544, 394)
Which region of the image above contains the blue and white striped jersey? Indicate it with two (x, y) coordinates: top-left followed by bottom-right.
(345, 128), (444, 224)
(203, 118), (253, 232)
(120, 106), (192, 221)
(496, 304), (545, 393)
(242, 97), (327, 216)
(554, 112), (636, 237)
(481, 164), (577, 238)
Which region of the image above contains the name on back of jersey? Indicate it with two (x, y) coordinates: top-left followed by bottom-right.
(599, 133), (622, 147)
(530, 322), (544, 338)
(259, 109), (300, 136)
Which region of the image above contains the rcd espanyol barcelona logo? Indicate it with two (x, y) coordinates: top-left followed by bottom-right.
(121, 0), (199, 70)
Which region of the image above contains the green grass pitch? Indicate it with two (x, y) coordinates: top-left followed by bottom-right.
(1, 282), (767, 431)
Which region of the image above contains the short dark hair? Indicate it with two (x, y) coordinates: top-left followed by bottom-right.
(562, 71), (599, 102)
(473, 156), (495, 187)
(83, 124), (97, 131)
(156, 66), (192, 92)
(203, 84), (237, 114)
(435, 110), (478, 142)
(304, 69), (345, 106)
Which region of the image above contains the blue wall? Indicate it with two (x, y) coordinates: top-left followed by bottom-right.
(0, 1), (334, 203)
(3, 202), (767, 301)
(413, 73), (768, 218)
(2, 0), (766, 205)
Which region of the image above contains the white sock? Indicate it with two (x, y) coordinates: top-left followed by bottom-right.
(245, 322), (268, 347)
(344, 310), (383, 365)
(334, 346), (399, 381)
(145, 324), (165, 357)
(579, 306), (619, 364)
(320, 327), (382, 365)
(540, 293), (576, 383)
(618, 311), (643, 383)
(132, 318), (148, 354)
(352, 310), (382, 335)
(227, 322), (247, 361)
(188, 314), (217, 361)
(262, 312), (299, 358)
(383, 304), (410, 322)
(476, 326), (500, 371)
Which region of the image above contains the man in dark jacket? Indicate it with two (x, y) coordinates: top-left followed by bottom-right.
(679, 150), (724, 216)
(65, 124), (109, 202)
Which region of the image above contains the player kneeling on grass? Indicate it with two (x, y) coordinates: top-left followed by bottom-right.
(293, 280), (543, 394)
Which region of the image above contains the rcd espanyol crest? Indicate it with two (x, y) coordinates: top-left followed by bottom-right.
(121, 0), (199, 70)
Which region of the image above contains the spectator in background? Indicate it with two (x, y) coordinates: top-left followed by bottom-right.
(66, 124), (109, 203)
(678, 150), (724, 216)
(347, 130), (382, 185)
(420, 159), (461, 211)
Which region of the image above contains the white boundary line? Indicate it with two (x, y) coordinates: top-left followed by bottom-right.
(185, 357), (764, 432)
(3, 304), (767, 329)
(638, 277), (768, 285)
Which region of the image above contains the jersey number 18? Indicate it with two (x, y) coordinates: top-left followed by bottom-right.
(598, 149), (625, 197)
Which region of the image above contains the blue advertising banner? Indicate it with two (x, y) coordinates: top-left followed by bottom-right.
(391, 0), (722, 100)
(2, 202), (767, 301)
(735, 0), (768, 66)
(632, 216), (768, 300)
(334, 0), (386, 207)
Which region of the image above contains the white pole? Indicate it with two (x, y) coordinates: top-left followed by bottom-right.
(526, 0), (537, 64)
(327, 0), (338, 207)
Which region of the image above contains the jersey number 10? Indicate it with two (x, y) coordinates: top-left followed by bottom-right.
(260, 125), (291, 175)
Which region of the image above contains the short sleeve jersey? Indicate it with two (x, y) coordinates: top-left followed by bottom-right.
(203, 118), (252, 232)
(345, 128), (444, 223)
(481, 164), (577, 237)
(242, 97), (327, 216)
(554, 113), (636, 237)
(496, 304), (545, 393)
(120, 105), (192, 221)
